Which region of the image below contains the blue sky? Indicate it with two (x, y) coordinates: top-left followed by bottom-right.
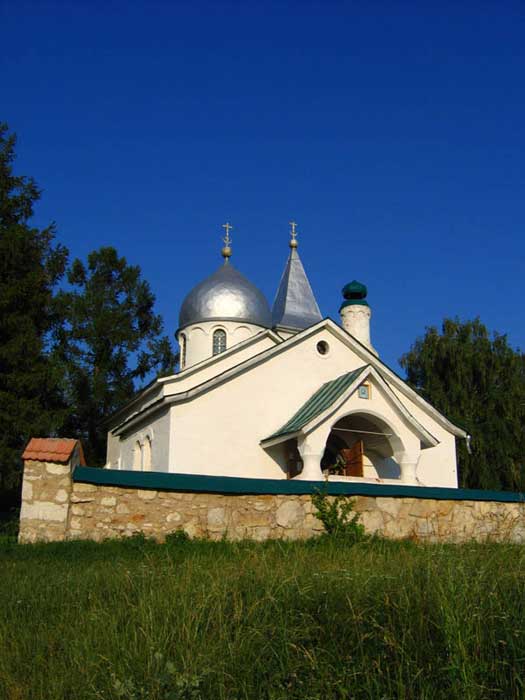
(2, 1), (524, 371)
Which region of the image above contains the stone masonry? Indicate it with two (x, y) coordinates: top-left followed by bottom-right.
(18, 452), (525, 544)
(19, 458), (74, 542)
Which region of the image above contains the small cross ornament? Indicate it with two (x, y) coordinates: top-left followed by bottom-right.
(222, 222), (233, 246)
(289, 221), (298, 248)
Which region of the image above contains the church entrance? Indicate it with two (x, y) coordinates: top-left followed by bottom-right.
(322, 413), (401, 480)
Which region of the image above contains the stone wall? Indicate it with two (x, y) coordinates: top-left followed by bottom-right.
(19, 459), (74, 543)
(18, 458), (525, 544)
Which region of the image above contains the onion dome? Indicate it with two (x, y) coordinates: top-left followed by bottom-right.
(179, 263), (272, 329)
(340, 280), (369, 310)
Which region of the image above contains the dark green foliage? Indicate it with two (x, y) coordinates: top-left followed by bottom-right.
(54, 247), (177, 464)
(400, 318), (525, 490)
(1, 538), (525, 699)
(0, 122), (177, 482)
(311, 489), (366, 542)
(165, 529), (191, 546)
(0, 123), (68, 501)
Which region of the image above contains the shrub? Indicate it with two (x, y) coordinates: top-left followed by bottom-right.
(165, 529), (190, 546)
(311, 490), (366, 542)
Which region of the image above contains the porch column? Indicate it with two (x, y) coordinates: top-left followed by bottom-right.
(395, 449), (420, 484)
(296, 431), (328, 481)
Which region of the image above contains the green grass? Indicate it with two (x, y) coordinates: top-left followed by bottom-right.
(1, 535), (524, 699)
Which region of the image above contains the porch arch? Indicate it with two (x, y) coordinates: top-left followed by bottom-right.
(322, 410), (406, 480)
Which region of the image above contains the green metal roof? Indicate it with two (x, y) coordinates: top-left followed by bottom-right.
(266, 365), (368, 440)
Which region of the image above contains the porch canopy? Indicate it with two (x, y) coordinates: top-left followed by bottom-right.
(261, 365), (438, 482)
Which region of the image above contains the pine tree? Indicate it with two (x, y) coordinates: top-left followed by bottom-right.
(54, 247), (177, 465)
(400, 318), (525, 490)
(0, 123), (68, 502)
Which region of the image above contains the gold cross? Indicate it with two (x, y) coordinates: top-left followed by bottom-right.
(222, 222), (233, 245)
(289, 221), (298, 243)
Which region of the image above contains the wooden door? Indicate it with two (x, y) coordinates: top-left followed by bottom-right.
(340, 440), (364, 477)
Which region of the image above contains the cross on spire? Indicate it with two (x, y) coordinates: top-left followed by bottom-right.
(289, 220), (298, 248)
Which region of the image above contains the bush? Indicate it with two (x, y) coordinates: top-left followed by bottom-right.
(165, 529), (190, 546)
(0, 508), (19, 542)
(311, 490), (366, 542)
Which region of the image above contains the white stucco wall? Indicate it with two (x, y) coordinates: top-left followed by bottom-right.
(109, 323), (460, 487)
(106, 383), (165, 466)
(169, 329), (358, 478)
(107, 331), (278, 471)
(389, 384), (459, 488)
(340, 304), (377, 355)
(116, 408), (171, 472)
(166, 327), (458, 486)
(164, 332), (277, 396)
(178, 321), (266, 368)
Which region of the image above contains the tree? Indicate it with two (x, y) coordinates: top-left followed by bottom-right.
(0, 123), (68, 502)
(54, 247), (177, 465)
(400, 318), (525, 491)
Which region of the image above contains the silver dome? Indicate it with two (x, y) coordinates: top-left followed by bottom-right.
(178, 263), (272, 330)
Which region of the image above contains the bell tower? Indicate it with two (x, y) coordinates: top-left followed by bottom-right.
(339, 280), (378, 356)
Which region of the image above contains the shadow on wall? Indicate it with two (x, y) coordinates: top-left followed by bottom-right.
(266, 438), (303, 479)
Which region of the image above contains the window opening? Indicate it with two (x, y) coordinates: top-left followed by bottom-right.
(143, 436), (152, 471)
(180, 333), (186, 369)
(132, 441), (142, 470)
(213, 329), (227, 355)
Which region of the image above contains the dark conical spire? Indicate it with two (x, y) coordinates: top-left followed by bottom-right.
(272, 227), (322, 330)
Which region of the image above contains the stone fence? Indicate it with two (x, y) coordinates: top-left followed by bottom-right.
(18, 439), (525, 544)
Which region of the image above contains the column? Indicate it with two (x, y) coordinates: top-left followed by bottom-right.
(395, 449), (420, 484)
(296, 431), (329, 481)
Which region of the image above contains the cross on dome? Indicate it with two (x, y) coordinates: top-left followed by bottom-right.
(221, 222), (233, 261)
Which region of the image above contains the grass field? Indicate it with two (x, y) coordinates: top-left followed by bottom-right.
(1, 534), (524, 700)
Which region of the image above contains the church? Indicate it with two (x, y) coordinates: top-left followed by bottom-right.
(105, 223), (466, 487)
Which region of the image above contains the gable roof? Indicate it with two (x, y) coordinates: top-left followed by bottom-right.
(111, 317), (467, 440)
(108, 326), (283, 428)
(266, 366), (368, 440)
(22, 438), (86, 465)
(262, 365), (439, 448)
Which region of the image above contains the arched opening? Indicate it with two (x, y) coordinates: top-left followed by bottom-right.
(212, 328), (227, 355)
(323, 412), (402, 480)
(143, 436), (152, 471)
(179, 333), (186, 369)
(132, 440), (142, 470)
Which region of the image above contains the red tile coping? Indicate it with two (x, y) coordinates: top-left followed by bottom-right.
(22, 438), (86, 465)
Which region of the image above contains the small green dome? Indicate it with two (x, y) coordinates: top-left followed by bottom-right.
(342, 280), (367, 299)
(340, 280), (369, 310)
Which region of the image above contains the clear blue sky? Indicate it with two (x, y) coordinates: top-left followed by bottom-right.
(2, 1), (524, 371)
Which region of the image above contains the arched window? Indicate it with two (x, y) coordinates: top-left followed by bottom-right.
(180, 333), (186, 369)
(132, 441), (142, 470)
(212, 329), (227, 355)
(143, 436), (152, 471)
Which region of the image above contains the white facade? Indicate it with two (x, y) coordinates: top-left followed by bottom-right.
(105, 238), (466, 487)
(107, 319), (466, 488)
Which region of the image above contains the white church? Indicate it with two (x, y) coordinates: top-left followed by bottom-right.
(106, 224), (466, 487)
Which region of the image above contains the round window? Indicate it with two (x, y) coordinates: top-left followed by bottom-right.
(316, 340), (329, 356)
